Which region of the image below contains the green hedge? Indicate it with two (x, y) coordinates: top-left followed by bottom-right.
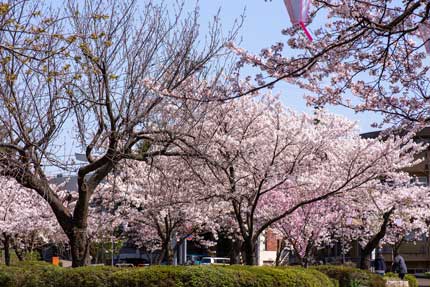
(0, 264), (336, 287)
(384, 272), (418, 287)
(312, 265), (385, 287)
(0, 251), (41, 266)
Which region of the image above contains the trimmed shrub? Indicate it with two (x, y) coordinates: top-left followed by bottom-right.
(112, 266), (337, 287)
(226, 265), (336, 287)
(312, 265), (385, 287)
(404, 274), (418, 287)
(11, 260), (52, 267)
(0, 264), (59, 287)
(0, 264), (335, 287)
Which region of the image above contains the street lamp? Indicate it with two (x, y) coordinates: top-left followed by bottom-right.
(111, 236), (115, 266)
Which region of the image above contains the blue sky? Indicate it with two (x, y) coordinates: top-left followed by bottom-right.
(48, 0), (380, 132)
(182, 0), (380, 132)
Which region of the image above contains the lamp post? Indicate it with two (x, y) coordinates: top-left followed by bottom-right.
(111, 236), (114, 266)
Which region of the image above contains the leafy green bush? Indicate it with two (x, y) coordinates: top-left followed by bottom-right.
(112, 266), (337, 287)
(384, 272), (418, 287)
(312, 265), (385, 287)
(227, 265), (336, 287)
(11, 260), (52, 267)
(0, 251), (41, 266)
(404, 275), (418, 287)
(0, 264), (335, 287)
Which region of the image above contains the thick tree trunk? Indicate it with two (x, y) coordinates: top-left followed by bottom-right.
(302, 257), (309, 268)
(12, 241), (26, 261)
(166, 244), (174, 265)
(3, 234), (11, 266)
(69, 228), (90, 267)
(155, 247), (165, 265)
(302, 242), (316, 268)
(359, 207), (395, 270)
(157, 240), (173, 265)
(243, 239), (257, 265)
(229, 239), (242, 264)
(275, 239), (286, 266)
(359, 253), (370, 270)
(13, 149), (114, 267)
(14, 248), (25, 261)
(391, 237), (404, 260)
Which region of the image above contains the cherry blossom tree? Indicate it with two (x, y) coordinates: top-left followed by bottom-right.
(0, 177), (61, 265)
(270, 195), (342, 267)
(233, 1), (430, 126)
(0, 0), (240, 266)
(332, 177), (430, 269)
(270, 173), (430, 269)
(193, 94), (423, 265)
(0, 1), (66, 63)
(94, 159), (219, 265)
(50, 178), (124, 264)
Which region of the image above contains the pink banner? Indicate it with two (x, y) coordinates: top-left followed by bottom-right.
(284, 0), (313, 41)
(283, 0), (311, 25)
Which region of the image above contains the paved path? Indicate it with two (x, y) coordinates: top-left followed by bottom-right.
(418, 278), (430, 287)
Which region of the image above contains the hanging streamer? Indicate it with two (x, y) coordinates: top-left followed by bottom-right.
(283, 0), (313, 42)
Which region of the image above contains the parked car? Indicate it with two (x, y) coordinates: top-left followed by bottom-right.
(200, 257), (230, 265)
(115, 263), (134, 268)
(185, 254), (206, 265)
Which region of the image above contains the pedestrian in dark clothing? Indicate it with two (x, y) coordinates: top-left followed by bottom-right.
(393, 253), (407, 280)
(374, 252), (386, 276)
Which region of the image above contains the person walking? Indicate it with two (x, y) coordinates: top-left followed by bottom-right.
(374, 251), (386, 276)
(393, 253), (407, 280)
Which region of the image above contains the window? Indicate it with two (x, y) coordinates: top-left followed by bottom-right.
(214, 258), (230, 264)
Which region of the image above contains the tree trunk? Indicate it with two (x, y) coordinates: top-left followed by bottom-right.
(37, 247), (44, 262)
(359, 253), (370, 270)
(359, 207), (395, 270)
(392, 237), (404, 257)
(3, 234), (11, 266)
(69, 228), (90, 267)
(14, 248), (25, 261)
(166, 243), (174, 265)
(302, 257), (309, 268)
(155, 247), (165, 265)
(243, 239), (257, 265)
(302, 241), (317, 267)
(13, 158), (114, 267)
(157, 239), (173, 265)
(275, 239), (287, 266)
(229, 239), (242, 264)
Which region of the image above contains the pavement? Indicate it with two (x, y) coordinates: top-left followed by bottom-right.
(418, 278), (430, 287)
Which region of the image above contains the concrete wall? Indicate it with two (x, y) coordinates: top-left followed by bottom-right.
(257, 229), (279, 266)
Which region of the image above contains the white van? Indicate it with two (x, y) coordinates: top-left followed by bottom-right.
(200, 257), (230, 265)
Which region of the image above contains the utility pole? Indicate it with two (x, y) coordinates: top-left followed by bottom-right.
(111, 236), (114, 266)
